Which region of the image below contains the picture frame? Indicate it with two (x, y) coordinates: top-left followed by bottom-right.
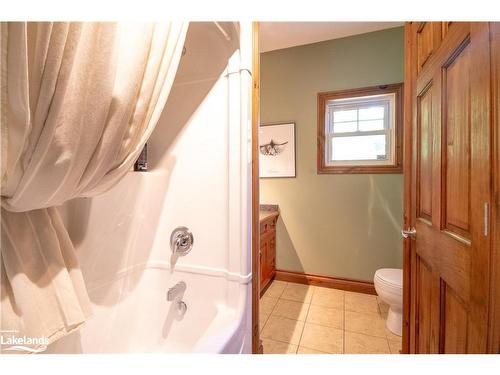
(259, 122), (296, 178)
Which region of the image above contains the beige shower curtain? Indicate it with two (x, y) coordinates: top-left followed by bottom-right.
(0, 22), (187, 352)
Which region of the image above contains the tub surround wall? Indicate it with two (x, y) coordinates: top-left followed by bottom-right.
(260, 27), (404, 282)
(50, 22), (253, 353)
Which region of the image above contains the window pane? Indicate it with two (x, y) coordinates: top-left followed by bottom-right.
(331, 135), (387, 161)
(359, 106), (384, 120)
(334, 121), (357, 133)
(359, 119), (384, 131)
(333, 109), (357, 123)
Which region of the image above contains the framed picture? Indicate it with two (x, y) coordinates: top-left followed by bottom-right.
(259, 122), (296, 178)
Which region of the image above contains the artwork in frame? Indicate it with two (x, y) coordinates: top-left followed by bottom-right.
(259, 122), (296, 178)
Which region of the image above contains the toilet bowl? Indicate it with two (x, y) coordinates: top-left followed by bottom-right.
(374, 268), (403, 336)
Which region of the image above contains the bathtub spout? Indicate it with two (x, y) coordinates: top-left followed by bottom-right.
(167, 281), (187, 301)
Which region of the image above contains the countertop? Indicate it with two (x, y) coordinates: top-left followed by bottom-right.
(259, 210), (279, 222)
(259, 204), (279, 222)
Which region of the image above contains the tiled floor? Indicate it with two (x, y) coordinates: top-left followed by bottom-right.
(260, 280), (402, 354)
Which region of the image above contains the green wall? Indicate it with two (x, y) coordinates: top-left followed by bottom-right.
(260, 27), (404, 281)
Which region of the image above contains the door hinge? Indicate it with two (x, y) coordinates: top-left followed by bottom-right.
(484, 202), (489, 237)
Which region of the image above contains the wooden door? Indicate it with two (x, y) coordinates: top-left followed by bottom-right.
(409, 22), (492, 353)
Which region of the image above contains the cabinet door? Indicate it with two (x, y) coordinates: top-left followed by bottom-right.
(260, 239), (268, 286)
(267, 236), (276, 277)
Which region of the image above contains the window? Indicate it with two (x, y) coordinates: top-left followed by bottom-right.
(317, 84), (403, 174)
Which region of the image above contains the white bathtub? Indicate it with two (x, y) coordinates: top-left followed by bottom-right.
(45, 22), (253, 354)
(45, 265), (250, 353)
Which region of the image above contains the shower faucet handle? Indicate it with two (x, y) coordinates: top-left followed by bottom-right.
(170, 226), (194, 256)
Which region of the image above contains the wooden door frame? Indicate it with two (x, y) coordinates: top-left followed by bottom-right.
(402, 22), (415, 354)
(251, 22), (415, 354)
(489, 22), (500, 354)
(251, 21), (261, 354)
(252, 21), (415, 354)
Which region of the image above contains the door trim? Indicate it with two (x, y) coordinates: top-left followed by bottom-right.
(251, 22), (261, 354)
(489, 21), (500, 354)
(402, 22), (415, 354)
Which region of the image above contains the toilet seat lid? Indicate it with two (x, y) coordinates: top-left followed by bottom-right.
(374, 268), (402, 287)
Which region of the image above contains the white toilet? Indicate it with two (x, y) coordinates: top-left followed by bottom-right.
(374, 268), (403, 336)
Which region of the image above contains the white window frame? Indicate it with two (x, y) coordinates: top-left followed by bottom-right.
(325, 93), (396, 167)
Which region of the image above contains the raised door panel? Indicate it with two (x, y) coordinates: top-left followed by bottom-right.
(415, 223), (471, 300)
(441, 22), (453, 39)
(417, 84), (434, 221)
(443, 42), (471, 239)
(416, 22), (442, 73)
(415, 256), (435, 353)
(442, 283), (468, 353)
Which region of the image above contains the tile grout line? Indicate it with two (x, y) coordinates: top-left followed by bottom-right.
(296, 286), (315, 353)
(267, 295), (280, 317)
(377, 298), (392, 353)
(376, 295), (402, 354)
(261, 281), (289, 353)
(260, 311), (272, 333)
(264, 283), (308, 352)
(344, 328), (394, 340)
(260, 281), (284, 342)
(299, 347), (330, 354)
(271, 305), (346, 329)
(261, 314), (305, 351)
(297, 342), (334, 354)
(276, 281), (287, 299)
(261, 337), (300, 353)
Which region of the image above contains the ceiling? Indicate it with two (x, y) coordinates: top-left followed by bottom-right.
(259, 22), (403, 52)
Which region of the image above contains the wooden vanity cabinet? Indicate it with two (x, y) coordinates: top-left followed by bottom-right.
(259, 213), (278, 293)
